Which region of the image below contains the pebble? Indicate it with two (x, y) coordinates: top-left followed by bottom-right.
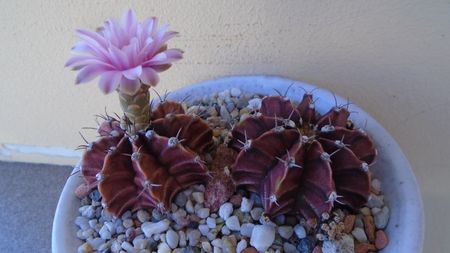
(240, 198), (253, 212)
(241, 247), (257, 253)
(363, 215), (376, 242)
(187, 229), (201, 246)
(247, 98), (262, 110)
(250, 208), (263, 221)
(221, 225), (231, 235)
(352, 227), (368, 242)
(294, 224), (306, 239)
(367, 194), (384, 208)
(375, 230), (388, 249)
(354, 243), (376, 253)
(99, 225), (112, 239)
(166, 230), (179, 249)
(202, 241), (213, 252)
(75, 216), (90, 230)
(220, 105), (231, 121)
(211, 238), (223, 248)
(157, 242), (172, 253)
(297, 238), (315, 253)
(354, 215), (364, 228)
(219, 203), (233, 220)
(230, 88), (242, 97)
(371, 179), (381, 194)
(322, 234), (354, 253)
(88, 219), (97, 229)
(283, 242), (297, 253)
(81, 205), (96, 219)
(207, 217), (217, 228)
(121, 241), (134, 252)
(250, 225), (275, 252)
(111, 240), (121, 253)
(199, 224), (210, 236)
(152, 208), (165, 221)
(222, 236), (237, 253)
(240, 223), (255, 237)
(141, 219), (170, 238)
(196, 208), (210, 219)
(192, 192), (205, 204)
(121, 210), (132, 220)
(360, 207), (371, 216)
(123, 218), (134, 228)
(186, 200), (195, 214)
(89, 190), (102, 202)
(374, 206), (389, 229)
(77, 242), (93, 253)
(236, 240), (247, 253)
(137, 210), (151, 223)
(133, 238), (148, 249)
(343, 215), (356, 233)
(225, 216), (241, 231)
(278, 226), (293, 239)
(179, 231), (187, 247)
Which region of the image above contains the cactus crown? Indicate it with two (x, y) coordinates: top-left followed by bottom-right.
(230, 93), (377, 218)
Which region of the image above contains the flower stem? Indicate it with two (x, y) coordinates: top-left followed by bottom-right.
(118, 85), (151, 135)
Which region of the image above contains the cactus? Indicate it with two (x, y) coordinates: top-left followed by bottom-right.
(231, 94), (377, 219)
(77, 101), (213, 215)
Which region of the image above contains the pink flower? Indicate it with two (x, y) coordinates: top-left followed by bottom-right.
(66, 9), (183, 95)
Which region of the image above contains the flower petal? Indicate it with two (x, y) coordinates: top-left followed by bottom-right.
(119, 76), (141, 95)
(76, 64), (111, 84)
(143, 48), (183, 66)
(140, 67), (159, 86)
(122, 65), (142, 80)
(98, 71), (122, 94)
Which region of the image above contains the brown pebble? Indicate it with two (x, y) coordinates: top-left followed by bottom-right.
(230, 194), (242, 207)
(75, 183), (90, 198)
(312, 246), (323, 253)
(354, 242), (376, 253)
(375, 230), (389, 249)
(241, 247), (258, 253)
(344, 215), (356, 233)
(363, 215), (376, 242)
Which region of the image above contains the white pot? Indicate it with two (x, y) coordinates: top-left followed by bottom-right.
(52, 75), (424, 253)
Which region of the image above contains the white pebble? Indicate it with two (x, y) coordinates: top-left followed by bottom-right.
(192, 192), (205, 204)
(202, 241), (213, 252)
(157, 242), (171, 253)
(88, 219), (97, 229)
(141, 219), (170, 238)
(123, 218), (134, 228)
(278, 226), (293, 239)
(250, 208), (264, 221)
(352, 227), (368, 242)
(374, 206), (390, 229)
(219, 203), (233, 220)
(178, 230), (187, 247)
(283, 242), (297, 253)
(186, 199), (195, 214)
(137, 210), (150, 223)
(99, 225), (112, 239)
(211, 238), (223, 248)
(121, 241), (134, 252)
(196, 208), (210, 219)
(214, 246), (223, 253)
(225, 215), (241, 231)
(166, 230), (179, 249)
(110, 240), (121, 253)
(240, 197), (254, 212)
(187, 229), (201, 246)
(199, 224), (210, 236)
(230, 88), (242, 97)
(294, 224), (306, 239)
(236, 240), (247, 253)
(133, 238), (148, 249)
(367, 194), (384, 208)
(87, 238), (105, 250)
(372, 179), (382, 192)
(322, 234), (354, 253)
(75, 216), (90, 230)
(247, 98), (262, 110)
(250, 225), (275, 252)
(240, 223), (255, 237)
(207, 217), (217, 228)
(221, 225), (231, 235)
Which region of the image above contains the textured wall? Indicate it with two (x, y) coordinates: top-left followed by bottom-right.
(0, 1), (449, 251)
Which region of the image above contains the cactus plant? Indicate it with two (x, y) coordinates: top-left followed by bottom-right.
(231, 94), (377, 219)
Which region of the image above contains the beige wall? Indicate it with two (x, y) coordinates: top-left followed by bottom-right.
(1, 1), (449, 251)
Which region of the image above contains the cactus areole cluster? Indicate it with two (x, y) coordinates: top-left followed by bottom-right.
(67, 10), (377, 221)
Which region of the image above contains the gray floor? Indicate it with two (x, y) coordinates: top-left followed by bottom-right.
(0, 161), (72, 253)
